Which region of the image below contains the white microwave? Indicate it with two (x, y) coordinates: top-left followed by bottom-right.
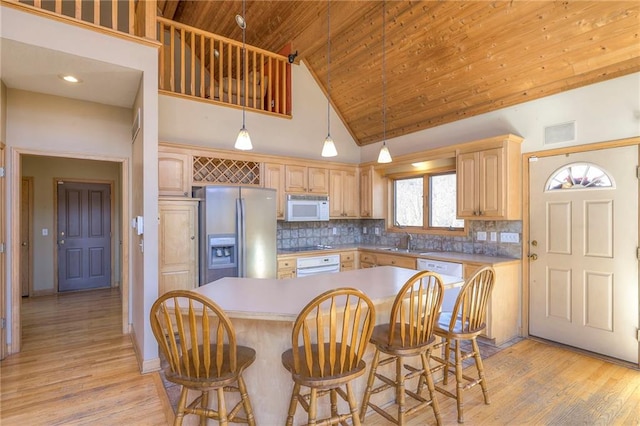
(285, 194), (330, 222)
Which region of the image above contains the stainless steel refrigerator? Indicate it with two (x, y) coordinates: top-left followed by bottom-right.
(194, 186), (277, 284)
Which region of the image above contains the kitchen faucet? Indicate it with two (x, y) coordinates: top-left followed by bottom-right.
(404, 232), (413, 251)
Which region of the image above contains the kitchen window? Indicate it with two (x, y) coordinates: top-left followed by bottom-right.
(392, 171), (465, 234)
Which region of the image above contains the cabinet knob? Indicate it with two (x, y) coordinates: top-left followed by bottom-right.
(190, 236), (195, 240)
(528, 253), (538, 261)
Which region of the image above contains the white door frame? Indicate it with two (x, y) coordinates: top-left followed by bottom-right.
(9, 148), (130, 354)
(521, 136), (640, 367)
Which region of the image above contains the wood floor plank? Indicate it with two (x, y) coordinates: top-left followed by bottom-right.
(0, 289), (168, 426)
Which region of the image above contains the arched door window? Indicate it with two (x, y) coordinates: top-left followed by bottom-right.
(545, 162), (614, 191)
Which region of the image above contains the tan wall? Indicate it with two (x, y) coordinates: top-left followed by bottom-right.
(1, 81), (6, 143)
(21, 156), (122, 293)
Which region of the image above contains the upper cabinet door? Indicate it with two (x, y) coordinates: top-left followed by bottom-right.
(456, 136), (521, 220)
(264, 163), (285, 219)
(308, 167), (329, 193)
(159, 152), (191, 197)
(284, 165), (308, 192)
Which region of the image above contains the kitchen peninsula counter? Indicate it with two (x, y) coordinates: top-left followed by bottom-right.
(192, 266), (463, 424)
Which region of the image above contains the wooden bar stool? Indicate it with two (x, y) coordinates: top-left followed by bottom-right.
(150, 290), (256, 426)
(431, 266), (496, 423)
(360, 271), (444, 425)
(281, 287), (375, 425)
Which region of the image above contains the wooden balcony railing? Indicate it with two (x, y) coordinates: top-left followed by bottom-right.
(4, 0), (291, 117)
(158, 17), (291, 117)
(3, 0), (156, 39)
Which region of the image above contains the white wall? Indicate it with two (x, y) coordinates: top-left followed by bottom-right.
(159, 61), (361, 163)
(2, 5), (158, 364)
(361, 72), (640, 161)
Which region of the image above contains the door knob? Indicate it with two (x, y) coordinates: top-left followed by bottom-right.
(528, 253), (538, 261)
(531, 240), (538, 247)
(59, 240), (65, 245)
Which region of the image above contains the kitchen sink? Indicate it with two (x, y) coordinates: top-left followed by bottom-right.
(380, 247), (411, 253)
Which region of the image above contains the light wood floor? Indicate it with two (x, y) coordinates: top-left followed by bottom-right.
(2, 289), (639, 425)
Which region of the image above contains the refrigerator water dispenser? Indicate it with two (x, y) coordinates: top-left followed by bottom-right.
(208, 235), (237, 269)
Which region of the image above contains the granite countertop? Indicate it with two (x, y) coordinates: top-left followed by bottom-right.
(277, 244), (520, 265)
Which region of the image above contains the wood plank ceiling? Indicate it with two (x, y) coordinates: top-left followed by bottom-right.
(158, 1), (640, 146)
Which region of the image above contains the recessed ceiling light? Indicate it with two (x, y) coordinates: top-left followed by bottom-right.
(59, 74), (82, 83)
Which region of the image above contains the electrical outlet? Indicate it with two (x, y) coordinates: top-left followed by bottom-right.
(500, 232), (520, 243)
(374, 227), (380, 236)
(332, 227), (338, 235)
(477, 231), (487, 241)
(363, 227), (367, 234)
(490, 232), (497, 242)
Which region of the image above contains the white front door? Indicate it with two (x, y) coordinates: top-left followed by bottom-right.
(529, 145), (639, 363)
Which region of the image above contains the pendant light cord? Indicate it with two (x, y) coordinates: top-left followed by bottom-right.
(327, 0), (331, 138)
(382, 0), (386, 143)
(242, 0), (247, 128)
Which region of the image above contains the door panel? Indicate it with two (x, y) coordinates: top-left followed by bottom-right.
(57, 182), (111, 292)
(20, 177), (33, 297)
(529, 145), (639, 363)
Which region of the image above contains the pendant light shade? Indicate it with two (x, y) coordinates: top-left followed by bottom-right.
(377, 1), (392, 164)
(321, 0), (338, 158)
(321, 136), (338, 157)
(234, 0), (253, 151)
(235, 126), (253, 150)
(377, 142), (392, 163)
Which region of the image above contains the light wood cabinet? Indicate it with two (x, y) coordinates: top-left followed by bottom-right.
(358, 250), (415, 269)
(359, 166), (385, 218)
(340, 251), (356, 271)
(462, 260), (521, 346)
(158, 199), (199, 295)
(329, 168), (358, 218)
(456, 136), (522, 220)
(159, 152), (191, 197)
(285, 165), (329, 193)
(263, 163), (286, 219)
(277, 257), (297, 279)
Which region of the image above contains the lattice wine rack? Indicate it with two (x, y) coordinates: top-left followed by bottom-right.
(192, 156), (261, 185)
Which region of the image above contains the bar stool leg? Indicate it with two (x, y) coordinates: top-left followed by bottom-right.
(330, 389), (338, 418)
(359, 348), (380, 421)
(308, 388), (318, 425)
(396, 356), (407, 424)
(237, 375), (256, 426)
(286, 383), (300, 426)
(200, 391), (209, 426)
(443, 338), (452, 385)
(174, 387), (189, 426)
(217, 387), (228, 426)
(472, 338), (491, 405)
(346, 382), (361, 426)
(421, 351), (442, 426)
(454, 340), (465, 423)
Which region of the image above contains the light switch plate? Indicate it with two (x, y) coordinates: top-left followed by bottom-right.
(501, 232), (520, 243)
(477, 231), (487, 241)
(490, 232), (497, 242)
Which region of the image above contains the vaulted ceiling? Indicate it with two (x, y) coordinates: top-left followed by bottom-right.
(158, 1), (640, 146)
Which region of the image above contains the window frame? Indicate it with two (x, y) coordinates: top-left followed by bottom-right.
(388, 168), (468, 236)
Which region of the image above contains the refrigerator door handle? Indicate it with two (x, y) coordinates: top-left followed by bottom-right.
(237, 197), (247, 277)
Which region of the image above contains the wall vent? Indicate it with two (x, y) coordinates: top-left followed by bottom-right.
(544, 121), (576, 145)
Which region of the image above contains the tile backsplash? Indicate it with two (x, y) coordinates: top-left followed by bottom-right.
(277, 219), (522, 258)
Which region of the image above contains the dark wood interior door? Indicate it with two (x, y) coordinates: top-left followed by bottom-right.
(57, 182), (111, 292)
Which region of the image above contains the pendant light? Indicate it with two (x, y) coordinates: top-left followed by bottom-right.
(234, 0), (253, 151)
(377, 0), (392, 164)
(321, 0), (338, 157)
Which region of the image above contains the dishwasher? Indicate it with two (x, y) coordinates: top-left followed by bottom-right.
(417, 258), (463, 312)
(296, 254), (341, 277)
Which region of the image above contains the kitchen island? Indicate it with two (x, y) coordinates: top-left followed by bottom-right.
(192, 266), (463, 425)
